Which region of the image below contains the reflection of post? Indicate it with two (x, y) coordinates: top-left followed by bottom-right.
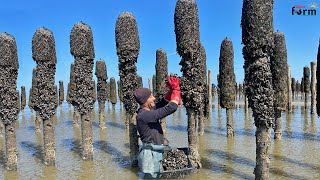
(303, 110), (308, 132)
(285, 112), (292, 136)
(310, 113), (316, 133)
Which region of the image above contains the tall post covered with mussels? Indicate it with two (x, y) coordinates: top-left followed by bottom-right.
(21, 86), (26, 113)
(95, 60), (108, 128)
(32, 27), (57, 165)
(317, 40), (320, 116)
(59, 80), (64, 107)
(68, 63), (80, 126)
(174, 0), (204, 168)
(287, 65), (292, 112)
(117, 80), (123, 107)
(241, 0), (275, 179)
(110, 77), (117, 108)
(115, 12), (140, 166)
(301, 77), (304, 100)
(291, 78), (295, 99)
(218, 37), (236, 138)
(310, 62), (316, 114)
(155, 48), (168, 134)
(303, 67), (310, 110)
(270, 32), (288, 140)
(70, 22), (96, 160)
(0, 33), (19, 170)
(199, 44), (208, 135)
(29, 68), (41, 132)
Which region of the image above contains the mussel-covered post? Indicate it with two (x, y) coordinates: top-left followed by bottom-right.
(303, 67), (310, 110)
(54, 85), (58, 109)
(32, 27), (57, 165)
(152, 74), (156, 95)
(68, 63), (80, 126)
(148, 78), (152, 91)
(238, 84), (243, 99)
(310, 62), (316, 114)
(110, 77), (117, 109)
(174, 0), (204, 168)
(291, 78), (295, 99)
(317, 41), (320, 116)
(117, 80), (123, 107)
(218, 38), (236, 138)
(217, 74), (221, 112)
(137, 75), (143, 88)
(271, 32), (288, 140)
(17, 90), (20, 114)
(287, 65), (292, 112)
(29, 68), (41, 132)
(207, 70), (212, 112)
(241, 0), (275, 178)
(59, 80), (64, 108)
(0, 33), (19, 170)
(301, 77), (304, 100)
(106, 80), (110, 109)
(95, 60), (108, 129)
(116, 12), (140, 166)
(211, 84), (215, 107)
(70, 22), (96, 160)
(21, 86), (26, 113)
(296, 80), (300, 98)
(93, 80), (97, 110)
(155, 48), (168, 134)
(199, 44), (209, 135)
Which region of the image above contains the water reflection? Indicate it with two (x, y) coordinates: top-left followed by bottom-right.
(0, 101), (318, 179)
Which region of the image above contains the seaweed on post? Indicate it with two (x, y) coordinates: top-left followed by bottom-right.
(241, 0), (275, 178)
(116, 12), (140, 166)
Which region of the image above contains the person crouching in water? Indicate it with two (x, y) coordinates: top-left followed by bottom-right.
(134, 74), (181, 178)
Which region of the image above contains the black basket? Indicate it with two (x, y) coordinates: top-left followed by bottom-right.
(160, 148), (196, 179)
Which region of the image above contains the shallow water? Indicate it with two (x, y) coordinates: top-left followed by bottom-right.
(0, 96), (319, 180)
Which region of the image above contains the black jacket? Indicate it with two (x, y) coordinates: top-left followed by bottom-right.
(136, 99), (178, 145)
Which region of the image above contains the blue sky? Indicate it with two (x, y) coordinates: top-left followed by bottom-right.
(1, 0), (319, 95)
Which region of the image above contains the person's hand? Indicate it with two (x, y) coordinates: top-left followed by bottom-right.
(167, 73), (180, 91)
(166, 73), (181, 105)
(170, 89), (181, 105)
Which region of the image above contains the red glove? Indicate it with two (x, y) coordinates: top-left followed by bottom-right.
(171, 89), (181, 105)
(167, 74), (180, 91)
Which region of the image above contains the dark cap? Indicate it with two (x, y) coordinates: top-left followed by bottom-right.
(134, 88), (152, 105)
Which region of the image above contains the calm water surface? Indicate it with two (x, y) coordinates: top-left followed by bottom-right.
(0, 97), (319, 180)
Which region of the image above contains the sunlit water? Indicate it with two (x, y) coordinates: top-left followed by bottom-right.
(0, 96), (319, 180)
